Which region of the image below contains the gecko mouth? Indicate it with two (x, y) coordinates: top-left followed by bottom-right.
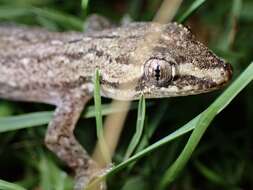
(171, 75), (218, 90)
(139, 68), (233, 99)
(140, 84), (224, 98)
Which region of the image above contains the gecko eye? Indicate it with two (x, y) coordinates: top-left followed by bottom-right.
(144, 58), (176, 86)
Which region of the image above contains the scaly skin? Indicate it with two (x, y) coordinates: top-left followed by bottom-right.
(0, 22), (232, 189)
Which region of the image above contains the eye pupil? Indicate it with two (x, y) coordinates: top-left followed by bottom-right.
(144, 58), (176, 86)
(154, 65), (160, 81)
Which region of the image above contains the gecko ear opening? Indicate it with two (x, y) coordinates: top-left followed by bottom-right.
(144, 58), (177, 87)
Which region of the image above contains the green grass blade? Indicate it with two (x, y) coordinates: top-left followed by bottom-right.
(86, 115), (200, 189)
(158, 109), (214, 189)
(94, 69), (105, 139)
(133, 100), (169, 155)
(0, 6), (30, 18)
(194, 161), (228, 186)
(123, 95), (146, 160)
(0, 111), (53, 132)
(86, 62), (253, 189)
(39, 155), (54, 190)
(125, 101), (169, 171)
(177, 0), (207, 23)
(38, 154), (73, 190)
(31, 8), (83, 31)
(94, 69), (110, 163)
(141, 100), (169, 143)
(218, 0), (242, 51)
(0, 6), (83, 31)
(0, 103), (144, 133)
(159, 62), (253, 189)
(241, 2), (253, 20)
(81, 0), (89, 10)
(85, 103), (143, 118)
(81, 0), (89, 16)
(0, 179), (26, 190)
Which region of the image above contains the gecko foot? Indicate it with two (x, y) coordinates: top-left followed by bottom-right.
(74, 165), (108, 190)
(74, 176), (106, 190)
(74, 162), (114, 190)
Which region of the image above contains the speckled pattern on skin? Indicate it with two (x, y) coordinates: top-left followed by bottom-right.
(0, 22), (232, 190)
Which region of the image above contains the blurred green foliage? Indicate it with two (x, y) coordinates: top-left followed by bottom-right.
(0, 0), (253, 190)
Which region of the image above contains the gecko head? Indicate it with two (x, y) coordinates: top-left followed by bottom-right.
(132, 23), (233, 99)
(100, 23), (232, 100)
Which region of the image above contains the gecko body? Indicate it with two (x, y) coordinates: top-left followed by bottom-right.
(0, 22), (232, 190)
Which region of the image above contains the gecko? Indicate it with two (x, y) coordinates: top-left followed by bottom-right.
(0, 20), (232, 190)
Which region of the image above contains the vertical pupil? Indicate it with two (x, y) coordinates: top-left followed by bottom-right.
(154, 64), (160, 81)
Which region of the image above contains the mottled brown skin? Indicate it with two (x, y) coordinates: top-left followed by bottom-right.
(0, 22), (232, 190)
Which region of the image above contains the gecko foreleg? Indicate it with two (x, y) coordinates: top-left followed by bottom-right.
(44, 91), (102, 190)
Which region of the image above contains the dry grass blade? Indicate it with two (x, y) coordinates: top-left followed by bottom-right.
(154, 0), (183, 23)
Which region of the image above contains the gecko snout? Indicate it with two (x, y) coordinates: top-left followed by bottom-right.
(224, 62), (233, 81)
(220, 62), (233, 85)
